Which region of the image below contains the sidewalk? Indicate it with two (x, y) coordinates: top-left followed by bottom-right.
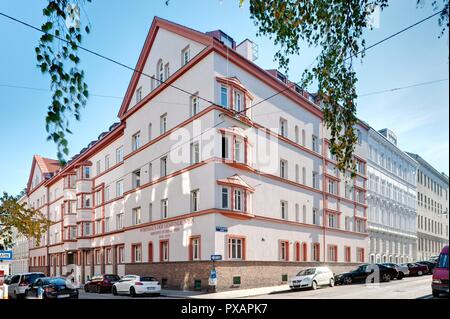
(162, 284), (290, 299)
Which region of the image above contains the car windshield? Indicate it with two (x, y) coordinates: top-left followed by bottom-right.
(296, 269), (316, 276)
(140, 277), (157, 282)
(105, 275), (120, 281)
(437, 254), (449, 269)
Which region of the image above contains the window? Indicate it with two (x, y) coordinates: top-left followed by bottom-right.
(280, 201), (288, 220)
(312, 243), (320, 262)
(295, 126), (299, 144)
(313, 209), (320, 225)
(302, 167), (306, 185)
(148, 242), (154, 262)
(105, 217), (110, 233)
(116, 146), (124, 163)
(160, 240), (169, 262)
(160, 156), (167, 177)
(190, 141), (200, 164)
(148, 203), (153, 222)
(357, 248), (365, 262)
(117, 246), (124, 264)
(132, 132), (141, 151)
(95, 250), (101, 265)
(105, 186), (110, 202)
(148, 123), (152, 141)
(105, 248), (112, 264)
(279, 118), (288, 137)
(356, 160), (365, 175)
(221, 135), (229, 159)
(345, 216), (350, 231)
(234, 189), (244, 212)
(301, 129), (306, 146)
(164, 63), (170, 80)
(191, 190), (199, 212)
(83, 166), (91, 179)
(221, 187), (229, 209)
(345, 246), (351, 262)
(328, 245), (338, 262)
(312, 172), (319, 189)
(234, 140), (242, 162)
(312, 135), (319, 152)
(228, 237), (244, 260)
(280, 159), (288, 179)
(356, 219), (365, 233)
(161, 199), (169, 219)
(280, 241), (289, 261)
(116, 213), (124, 230)
(189, 237), (201, 261)
(136, 86), (142, 104)
(328, 180), (337, 195)
(328, 212), (338, 228)
(95, 190), (102, 206)
(160, 113), (167, 134)
(233, 90), (244, 112)
(132, 207), (141, 225)
(116, 180), (124, 197)
(182, 46), (190, 66)
(104, 154), (110, 170)
(356, 129), (362, 145)
(190, 94), (199, 116)
(96, 160), (101, 175)
(157, 60), (164, 84)
(132, 244), (142, 263)
(220, 85), (229, 108)
(83, 222), (92, 236)
(131, 169), (141, 188)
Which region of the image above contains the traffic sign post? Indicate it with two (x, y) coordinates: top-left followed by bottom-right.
(209, 255), (222, 293)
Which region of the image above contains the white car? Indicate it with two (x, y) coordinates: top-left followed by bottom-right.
(289, 267), (335, 290)
(7, 272), (46, 299)
(112, 275), (161, 297)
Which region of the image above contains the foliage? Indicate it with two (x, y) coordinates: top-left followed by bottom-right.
(0, 192), (51, 249)
(36, 0), (92, 164)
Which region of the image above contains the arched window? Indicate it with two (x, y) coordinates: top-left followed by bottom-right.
(301, 129), (306, 146)
(295, 242), (300, 261)
(302, 205), (307, 223)
(157, 59), (164, 85)
(295, 126), (299, 144)
(302, 243), (308, 261)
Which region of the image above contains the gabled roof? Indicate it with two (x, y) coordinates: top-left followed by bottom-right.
(117, 16), (214, 119)
(217, 174), (255, 192)
(26, 155), (61, 193)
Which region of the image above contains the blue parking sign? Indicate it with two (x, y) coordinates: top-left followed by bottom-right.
(0, 251), (12, 261)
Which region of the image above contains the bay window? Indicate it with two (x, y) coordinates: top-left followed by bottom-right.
(234, 189), (243, 212)
(221, 187), (229, 209)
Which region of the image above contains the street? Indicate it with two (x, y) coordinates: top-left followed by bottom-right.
(246, 276), (438, 299)
(79, 290), (172, 299)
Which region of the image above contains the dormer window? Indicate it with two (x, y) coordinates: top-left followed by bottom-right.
(181, 46), (190, 66)
(83, 166), (91, 179)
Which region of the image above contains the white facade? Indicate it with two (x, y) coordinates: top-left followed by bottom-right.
(23, 18), (369, 288)
(407, 153), (449, 260)
(367, 129), (418, 264)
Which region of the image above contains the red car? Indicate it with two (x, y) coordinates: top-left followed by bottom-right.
(402, 263), (429, 276)
(84, 274), (120, 293)
(432, 245), (449, 298)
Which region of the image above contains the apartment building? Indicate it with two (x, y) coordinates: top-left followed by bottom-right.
(25, 17), (369, 291)
(9, 195), (30, 275)
(367, 128), (418, 264)
(406, 153), (449, 260)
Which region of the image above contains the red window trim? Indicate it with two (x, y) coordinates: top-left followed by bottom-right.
(344, 246), (351, 262)
(226, 235), (246, 260)
(328, 244), (338, 262)
(159, 240), (169, 262)
(302, 243), (308, 262)
(312, 243), (321, 262)
(279, 240), (290, 261)
(148, 242), (153, 263)
(131, 243), (142, 263)
(116, 245), (125, 264)
(188, 236), (201, 261)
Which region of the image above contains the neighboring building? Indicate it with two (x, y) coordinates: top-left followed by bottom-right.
(23, 17), (369, 291)
(406, 153), (449, 260)
(366, 128), (418, 264)
(9, 195), (30, 275)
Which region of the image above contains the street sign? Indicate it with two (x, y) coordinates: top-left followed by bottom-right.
(210, 254), (222, 261)
(208, 269), (217, 286)
(0, 251), (12, 261)
(215, 226), (228, 233)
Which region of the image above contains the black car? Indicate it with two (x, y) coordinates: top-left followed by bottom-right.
(335, 264), (399, 285)
(25, 277), (79, 299)
(84, 274), (120, 293)
(416, 261), (436, 274)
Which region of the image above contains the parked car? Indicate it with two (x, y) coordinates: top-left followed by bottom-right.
(7, 272), (46, 299)
(335, 264), (398, 285)
(84, 274), (121, 293)
(402, 263), (428, 276)
(112, 275), (161, 297)
(25, 277), (79, 299)
(432, 245), (449, 298)
(381, 263), (409, 279)
(429, 256), (440, 263)
(416, 261), (436, 274)
(289, 267), (335, 290)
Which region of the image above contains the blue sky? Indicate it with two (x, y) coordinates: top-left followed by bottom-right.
(0, 0), (448, 196)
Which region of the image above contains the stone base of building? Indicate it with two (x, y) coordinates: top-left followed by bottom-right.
(125, 261), (362, 292)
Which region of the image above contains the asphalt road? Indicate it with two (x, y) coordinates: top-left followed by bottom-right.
(246, 275), (443, 299)
(79, 289), (173, 299)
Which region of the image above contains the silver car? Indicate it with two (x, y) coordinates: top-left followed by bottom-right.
(7, 272), (46, 299)
(381, 263), (409, 279)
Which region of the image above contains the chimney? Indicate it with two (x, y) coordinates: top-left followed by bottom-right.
(236, 39), (258, 62)
(378, 128), (397, 145)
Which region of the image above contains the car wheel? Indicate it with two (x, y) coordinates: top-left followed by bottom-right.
(329, 278), (335, 287)
(343, 277), (352, 285)
(382, 273), (391, 282)
(311, 281), (318, 290)
(432, 290), (440, 298)
(130, 287), (137, 297)
(397, 272), (404, 280)
(112, 286), (118, 296)
(418, 270), (423, 276)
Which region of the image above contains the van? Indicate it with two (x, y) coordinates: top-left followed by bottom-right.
(432, 245), (449, 298)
